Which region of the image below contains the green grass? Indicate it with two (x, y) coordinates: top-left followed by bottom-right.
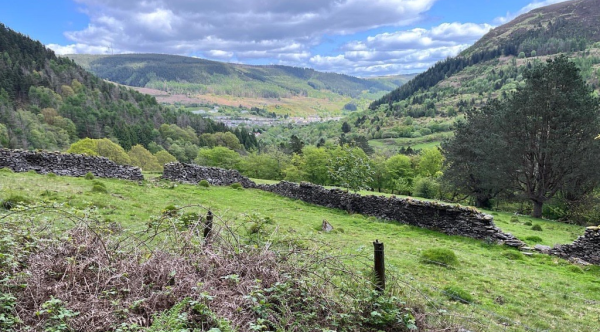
(1, 171), (598, 331)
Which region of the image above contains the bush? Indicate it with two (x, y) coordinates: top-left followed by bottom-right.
(412, 177), (440, 199)
(1, 194), (30, 210)
(510, 216), (520, 223)
(502, 251), (524, 260)
(531, 224), (543, 231)
(525, 235), (543, 243)
(199, 180), (210, 188)
(84, 172), (95, 180)
(46, 172), (57, 178)
(567, 265), (585, 274)
(230, 183), (243, 190)
(443, 286), (473, 304)
(420, 248), (458, 267)
(524, 221), (533, 226)
(91, 184), (108, 193)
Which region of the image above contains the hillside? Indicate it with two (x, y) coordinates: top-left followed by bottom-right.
(370, 0), (600, 112)
(68, 53), (407, 116)
(0, 23), (268, 158)
(1, 170), (598, 331)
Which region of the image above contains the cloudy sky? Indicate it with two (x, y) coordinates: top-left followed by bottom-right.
(1, 0), (569, 77)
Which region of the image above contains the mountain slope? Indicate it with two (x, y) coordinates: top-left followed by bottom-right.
(69, 53), (395, 100)
(370, 0), (600, 111)
(0, 23), (230, 151)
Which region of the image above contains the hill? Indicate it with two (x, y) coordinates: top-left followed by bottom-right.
(0, 23), (266, 156)
(369, 0), (600, 112)
(1, 170), (598, 331)
(68, 53), (408, 116)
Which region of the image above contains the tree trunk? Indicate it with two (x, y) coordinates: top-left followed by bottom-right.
(532, 200), (543, 218)
(475, 196), (491, 208)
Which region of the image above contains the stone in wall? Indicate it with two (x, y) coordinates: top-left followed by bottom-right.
(255, 181), (525, 248)
(162, 162), (256, 188)
(0, 148), (143, 181)
(549, 227), (600, 265)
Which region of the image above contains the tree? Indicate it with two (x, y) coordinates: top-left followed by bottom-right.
(443, 56), (600, 216)
(128, 144), (162, 171)
(328, 145), (373, 192)
(195, 147), (241, 170)
(385, 154), (414, 194)
(418, 148), (444, 178)
(155, 150), (177, 166)
(341, 121), (351, 133)
(68, 138), (131, 165)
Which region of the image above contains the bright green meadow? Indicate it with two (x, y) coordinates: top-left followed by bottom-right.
(1, 170), (599, 331)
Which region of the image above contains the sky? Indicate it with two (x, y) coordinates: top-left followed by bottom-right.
(0, 0), (570, 77)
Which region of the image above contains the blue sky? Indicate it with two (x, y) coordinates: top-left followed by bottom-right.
(0, 0), (569, 77)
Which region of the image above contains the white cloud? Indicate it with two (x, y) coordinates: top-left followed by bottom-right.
(493, 0), (570, 24)
(313, 22), (490, 76)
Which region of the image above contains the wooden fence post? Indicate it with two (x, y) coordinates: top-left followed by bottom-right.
(204, 210), (213, 240)
(373, 239), (385, 293)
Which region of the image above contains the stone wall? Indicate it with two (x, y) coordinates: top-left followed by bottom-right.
(162, 162), (256, 188)
(256, 181), (525, 247)
(549, 227), (600, 265)
(0, 149), (143, 180)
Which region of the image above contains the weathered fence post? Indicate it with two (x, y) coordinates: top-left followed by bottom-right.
(373, 239), (385, 293)
(204, 210), (213, 240)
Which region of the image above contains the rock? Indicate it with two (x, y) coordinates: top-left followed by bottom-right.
(534, 244), (551, 254)
(322, 219), (334, 232)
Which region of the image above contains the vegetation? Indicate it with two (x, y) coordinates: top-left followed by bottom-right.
(442, 56), (600, 217)
(1, 171), (597, 331)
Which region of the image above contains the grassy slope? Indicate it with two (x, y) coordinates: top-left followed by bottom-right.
(1, 171), (599, 331)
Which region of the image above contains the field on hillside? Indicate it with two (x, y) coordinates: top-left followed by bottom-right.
(1, 171), (599, 331)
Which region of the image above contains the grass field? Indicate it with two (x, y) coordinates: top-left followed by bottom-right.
(1, 171), (599, 331)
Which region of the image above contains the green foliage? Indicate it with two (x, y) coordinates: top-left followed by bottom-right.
(524, 221), (533, 226)
(412, 176), (440, 199)
(196, 147), (241, 170)
(36, 297), (79, 332)
(230, 182), (243, 190)
(128, 144), (162, 171)
(510, 216), (520, 223)
(443, 286), (473, 304)
(0, 167), (14, 173)
(442, 56), (600, 216)
(531, 224), (543, 231)
(567, 265), (585, 274)
(417, 148), (443, 178)
(199, 180), (210, 188)
(68, 138), (131, 165)
(525, 235), (543, 243)
(154, 150), (177, 166)
(1, 194), (30, 210)
(91, 184), (108, 193)
(420, 248), (458, 267)
(327, 144), (374, 192)
(46, 172), (57, 178)
(0, 293), (20, 329)
(84, 172), (95, 180)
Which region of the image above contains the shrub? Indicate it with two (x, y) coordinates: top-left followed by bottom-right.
(162, 205), (178, 217)
(502, 251), (524, 260)
(84, 172), (95, 180)
(510, 216), (520, 223)
(443, 286), (473, 303)
(525, 235), (543, 243)
(230, 183), (243, 190)
(91, 184), (108, 193)
(199, 180), (210, 188)
(412, 177), (440, 199)
(46, 172), (57, 178)
(1, 194), (30, 210)
(420, 248), (458, 267)
(524, 221), (533, 226)
(531, 224), (543, 231)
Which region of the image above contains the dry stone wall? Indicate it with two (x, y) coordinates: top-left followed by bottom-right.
(256, 181), (525, 247)
(0, 148), (143, 180)
(549, 227), (600, 265)
(162, 162), (256, 188)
